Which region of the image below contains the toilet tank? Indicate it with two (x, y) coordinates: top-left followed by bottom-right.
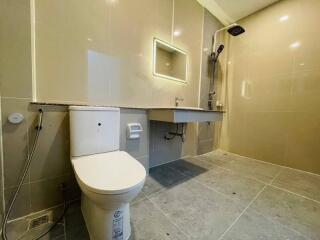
(69, 106), (120, 157)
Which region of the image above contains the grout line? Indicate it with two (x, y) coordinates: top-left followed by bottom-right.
(171, 0), (175, 44)
(211, 149), (320, 178)
(269, 184), (320, 205)
(0, 98), (5, 216)
(217, 168), (282, 240)
(205, 151), (320, 203)
(146, 196), (191, 239)
(196, 153), (273, 185)
(207, 160), (269, 185)
(0, 97), (32, 101)
(193, 178), (249, 208)
(217, 184), (268, 240)
(197, 6), (205, 109)
(30, 0), (37, 101)
(165, 163), (250, 208)
(248, 207), (313, 240)
(173, 152), (320, 205)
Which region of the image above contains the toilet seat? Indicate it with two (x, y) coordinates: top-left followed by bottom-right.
(72, 151), (146, 195)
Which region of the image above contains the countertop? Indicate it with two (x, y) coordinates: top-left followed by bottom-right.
(30, 101), (225, 113)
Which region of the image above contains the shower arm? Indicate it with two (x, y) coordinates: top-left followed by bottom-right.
(212, 23), (237, 54)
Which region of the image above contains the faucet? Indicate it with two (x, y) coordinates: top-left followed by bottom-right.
(175, 97), (184, 107)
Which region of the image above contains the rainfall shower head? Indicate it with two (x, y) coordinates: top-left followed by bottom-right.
(227, 25), (245, 36)
(212, 23), (246, 54)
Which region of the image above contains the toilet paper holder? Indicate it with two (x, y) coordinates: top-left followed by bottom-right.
(126, 123), (143, 139)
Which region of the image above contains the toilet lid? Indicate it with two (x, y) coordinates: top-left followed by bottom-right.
(72, 151), (146, 194)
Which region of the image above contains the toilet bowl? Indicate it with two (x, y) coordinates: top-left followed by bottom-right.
(69, 106), (146, 240)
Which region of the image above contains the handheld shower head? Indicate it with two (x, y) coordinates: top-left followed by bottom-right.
(217, 44), (224, 54)
(213, 44), (224, 62)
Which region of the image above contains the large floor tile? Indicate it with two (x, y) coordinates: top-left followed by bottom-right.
(65, 201), (86, 233)
(131, 199), (188, 240)
(149, 180), (243, 240)
(272, 168), (320, 202)
(251, 186), (320, 240)
(204, 151), (281, 183)
(194, 166), (265, 206)
(222, 208), (308, 240)
(65, 225), (89, 240)
(141, 164), (189, 197)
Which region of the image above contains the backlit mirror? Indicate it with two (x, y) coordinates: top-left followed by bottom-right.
(153, 39), (187, 83)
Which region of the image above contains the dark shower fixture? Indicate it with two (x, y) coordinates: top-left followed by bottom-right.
(212, 44), (225, 62)
(208, 23), (245, 110)
(228, 25), (246, 36)
(212, 23), (245, 61)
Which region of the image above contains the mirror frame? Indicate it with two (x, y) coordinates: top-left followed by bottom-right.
(153, 38), (188, 83)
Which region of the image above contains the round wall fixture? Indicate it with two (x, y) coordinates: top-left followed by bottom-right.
(8, 113), (24, 124)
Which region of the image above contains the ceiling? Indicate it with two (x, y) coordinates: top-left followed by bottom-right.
(197, 0), (280, 25)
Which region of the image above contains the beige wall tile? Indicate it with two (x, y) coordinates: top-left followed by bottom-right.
(220, 0), (320, 174)
(28, 109), (72, 182)
(1, 98), (30, 188)
(4, 184), (31, 220)
(34, 0), (203, 109)
(0, 0), (32, 98)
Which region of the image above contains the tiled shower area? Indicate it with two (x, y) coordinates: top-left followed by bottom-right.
(6, 150), (320, 239)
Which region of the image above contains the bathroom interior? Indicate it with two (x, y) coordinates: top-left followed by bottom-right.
(0, 0), (320, 239)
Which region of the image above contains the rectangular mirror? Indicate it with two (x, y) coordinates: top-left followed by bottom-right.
(153, 39), (187, 83)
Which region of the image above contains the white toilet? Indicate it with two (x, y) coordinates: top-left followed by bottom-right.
(69, 106), (146, 240)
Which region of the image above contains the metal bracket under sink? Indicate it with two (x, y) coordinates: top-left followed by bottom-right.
(164, 123), (186, 142)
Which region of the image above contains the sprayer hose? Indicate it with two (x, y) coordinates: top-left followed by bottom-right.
(1, 109), (68, 240)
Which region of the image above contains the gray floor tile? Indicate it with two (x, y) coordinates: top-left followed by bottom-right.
(149, 180), (243, 240)
(272, 168), (320, 202)
(194, 166), (265, 206)
(65, 225), (89, 240)
(132, 191), (147, 204)
(65, 201), (85, 231)
(222, 208), (308, 240)
(65, 201), (89, 240)
(131, 198), (188, 240)
(251, 186), (320, 240)
(141, 165), (189, 197)
(204, 151), (281, 184)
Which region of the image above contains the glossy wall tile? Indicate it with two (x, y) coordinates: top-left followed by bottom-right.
(197, 9), (224, 154)
(34, 0), (203, 108)
(220, 0), (320, 174)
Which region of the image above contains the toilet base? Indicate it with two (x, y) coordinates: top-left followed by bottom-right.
(81, 195), (131, 240)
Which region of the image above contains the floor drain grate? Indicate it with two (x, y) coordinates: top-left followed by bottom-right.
(29, 215), (49, 229)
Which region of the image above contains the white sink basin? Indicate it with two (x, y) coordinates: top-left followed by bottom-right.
(149, 108), (223, 123)
(174, 107), (204, 110)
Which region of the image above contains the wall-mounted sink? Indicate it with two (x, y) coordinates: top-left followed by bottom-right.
(148, 107), (223, 123)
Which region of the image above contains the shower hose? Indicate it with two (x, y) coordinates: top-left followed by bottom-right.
(1, 109), (68, 240)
